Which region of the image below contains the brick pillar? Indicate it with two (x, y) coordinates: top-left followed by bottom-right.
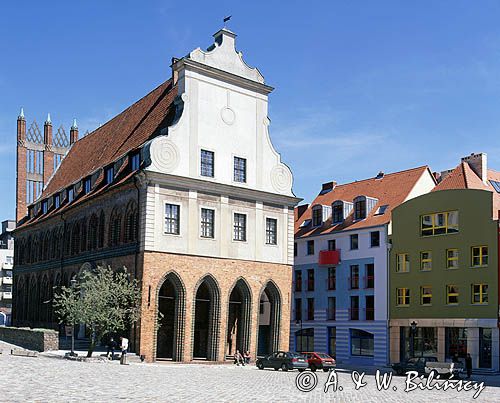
(43, 117), (54, 185)
(16, 109), (27, 223)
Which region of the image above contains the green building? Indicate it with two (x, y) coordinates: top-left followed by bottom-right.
(389, 153), (500, 372)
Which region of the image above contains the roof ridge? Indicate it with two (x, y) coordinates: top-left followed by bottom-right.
(329, 165), (428, 188)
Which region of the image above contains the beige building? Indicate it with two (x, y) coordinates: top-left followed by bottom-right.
(13, 28), (299, 362)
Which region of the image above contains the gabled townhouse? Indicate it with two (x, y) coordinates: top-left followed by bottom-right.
(389, 153), (500, 372)
(293, 166), (436, 366)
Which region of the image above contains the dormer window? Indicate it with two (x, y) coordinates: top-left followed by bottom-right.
(54, 194), (60, 209)
(354, 196), (367, 220)
(312, 206), (323, 226)
(41, 200), (48, 214)
(68, 186), (75, 203)
(84, 177), (91, 194)
(106, 166), (114, 185)
(130, 152), (140, 171)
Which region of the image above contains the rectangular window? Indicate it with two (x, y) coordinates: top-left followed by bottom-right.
(397, 288), (410, 306)
(307, 298), (314, 320)
(351, 329), (374, 356)
(307, 240), (314, 255)
(332, 203), (343, 224)
(84, 178), (91, 194)
(68, 187), (75, 203)
(471, 246), (488, 267)
(354, 199), (366, 220)
(327, 267), (336, 290)
(328, 327), (336, 357)
(233, 213), (246, 241)
(233, 156), (246, 183)
(54, 154), (63, 171)
(472, 284), (488, 304)
(294, 270), (302, 292)
(201, 208), (215, 238)
(327, 297), (336, 320)
(295, 298), (302, 321)
(421, 211), (459, 236)
(396, 253), (410, 272)
(350, 296), (359, 320)
(370, 231), (380, 247)
(420, 251), (432, 271)
(130, 152), (140, 170)
(365, 295), (374, 320)
(265, 218), (277, 245)
(294, 242), (297, 257)
(307, 269), (314, 291)
(106, 166), (114, 184)
(447, 249), (459, 269)
(350, 234), (358, 250)
(164, 204), (180, 234)
(447, 285), (459, 305)
(200, 149), (214, 177)
(365, 263), (374, 288)
(41, 200), (48, 214)
(312, 207), (322, 226)
(420, 286), (432, 305)
(54, 194), (60, 209)
(350, 265), (359, 289)
(328, 239), (336, 251)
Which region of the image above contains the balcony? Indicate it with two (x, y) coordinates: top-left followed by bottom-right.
(2, 262), (13, 270)
(3, 291), (12, 300)
(318, 250), (340, 265)
(2, 277), (12, 285)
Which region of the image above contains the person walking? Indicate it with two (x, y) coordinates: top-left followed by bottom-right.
(120, 336), (129, 365)
(465, 353), (472, 379)
(107, 337), (117, 360)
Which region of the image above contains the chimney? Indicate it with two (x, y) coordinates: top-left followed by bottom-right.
(375, 171), (384, 180)
(16, 108), (27, 223)
(296, 204), (309, 221)
(17, 107), (26, 142)
(44, 113), (53, 145)
(461, 152), (488, 184)
(321, 181), (337, 194)
(432, 171), (441, 183)
(70, 118), (79, 144)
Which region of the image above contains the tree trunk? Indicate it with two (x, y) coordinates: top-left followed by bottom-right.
(86, 328), (95, 357)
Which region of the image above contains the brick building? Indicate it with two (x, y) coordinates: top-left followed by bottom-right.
(12, 28), (299, 362)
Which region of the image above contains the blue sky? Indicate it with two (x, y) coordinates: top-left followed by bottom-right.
(2, 1), (500, 218)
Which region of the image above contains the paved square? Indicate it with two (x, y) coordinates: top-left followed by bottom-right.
(1, 350), (499, 402)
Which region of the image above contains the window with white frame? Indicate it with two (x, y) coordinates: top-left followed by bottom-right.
(201, 208), (215, 238)
(200, 150), (214, 177)
(266, 218), (277, 245)
(233, 213), (246, 241)
(164, 204), (180, 234)
(233, 156), (247, 183)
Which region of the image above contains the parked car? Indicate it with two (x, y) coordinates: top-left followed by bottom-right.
(392, 356), (438, 376)
(256, 351), (309, 372)
(302, 352), (336, 372)
(425, 360), (463, 378)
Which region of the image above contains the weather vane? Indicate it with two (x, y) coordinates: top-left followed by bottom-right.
(223, 15), (231, 28)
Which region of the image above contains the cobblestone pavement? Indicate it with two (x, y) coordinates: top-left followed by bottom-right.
(1, 350), (499, 402)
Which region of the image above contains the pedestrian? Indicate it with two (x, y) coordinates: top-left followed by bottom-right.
(244, 350), (251, 365)
(120, 336), (129, 365)
(107, 337), (117, 360)
(465, 353), (472, 379)
(234, 350), (244, 366)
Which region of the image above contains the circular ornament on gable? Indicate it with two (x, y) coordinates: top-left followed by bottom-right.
(221, 107), (236, 125)
(270, 164), (292, 193)
(151, 137), (180, 173)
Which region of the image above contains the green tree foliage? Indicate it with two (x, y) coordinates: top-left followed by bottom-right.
(53, 266), (141, 357)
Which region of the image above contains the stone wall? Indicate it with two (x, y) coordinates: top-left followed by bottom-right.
(0, 326), (59, 351)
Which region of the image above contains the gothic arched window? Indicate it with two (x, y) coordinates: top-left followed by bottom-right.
(88, 214), (98, 250)
(124, 200), (138, 243)
(108, 207), (122, 247)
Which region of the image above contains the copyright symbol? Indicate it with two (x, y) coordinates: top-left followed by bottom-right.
(295, 371), (318, 392)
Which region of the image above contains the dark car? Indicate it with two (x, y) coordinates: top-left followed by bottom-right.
(392, 356), (438, 376)
(256, 351), (309, 372)
(303, 352), (336, 372)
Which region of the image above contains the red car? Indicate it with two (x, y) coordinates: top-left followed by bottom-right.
(303, 352), (336, 372)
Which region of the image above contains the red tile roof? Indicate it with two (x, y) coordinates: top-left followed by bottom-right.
(433, 162), (500, 218)
(295, 166), (433, 238)
(42, 79), (177, 198)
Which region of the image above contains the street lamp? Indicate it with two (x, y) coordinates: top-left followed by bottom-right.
(410, 321), (418, 358)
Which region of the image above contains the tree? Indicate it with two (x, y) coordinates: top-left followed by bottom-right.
(53, 265), (141, 357)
